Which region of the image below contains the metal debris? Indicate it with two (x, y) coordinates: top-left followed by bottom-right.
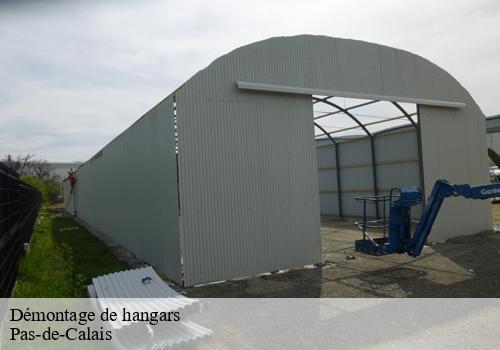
(87, 266), (212, 348)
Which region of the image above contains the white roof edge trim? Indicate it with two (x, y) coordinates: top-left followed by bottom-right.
(236, 81), (466, 109)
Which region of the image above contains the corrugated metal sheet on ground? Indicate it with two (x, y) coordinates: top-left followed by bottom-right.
(88, 266), (212, 349)
(90, 266), (200, 328)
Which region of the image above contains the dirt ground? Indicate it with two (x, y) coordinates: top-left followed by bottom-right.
(182, 204), (500, 297)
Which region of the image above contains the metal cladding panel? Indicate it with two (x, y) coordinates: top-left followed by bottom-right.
(65, 97), (182, 283)
(180, 35), (466, 103)
(89, 266), (212, 346)
(317, 128), (421, 218)
(420, 104), (491, 241)
(338, 138), (372, 166)
(91, 266), (194, 300)
(319, 192), (339, 215)
(90, 267), (198, 313)
(177, 92), (321, 286)
(317, 145), (337, 168)
(378, 47), (404, 96)
(339, 166), (374, 189)
(374, 129), (418, 162)
(374, 130), (421, 217)
(318, 169), (338, 190)
(376, 162), (420, 190)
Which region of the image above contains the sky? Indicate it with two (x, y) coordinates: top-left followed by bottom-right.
(1, 0), (499, 161)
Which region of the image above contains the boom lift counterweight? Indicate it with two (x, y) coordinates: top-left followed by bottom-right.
(355, 180), (499, 257)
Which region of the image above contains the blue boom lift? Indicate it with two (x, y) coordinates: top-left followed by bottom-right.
(355, 179), (500, 257)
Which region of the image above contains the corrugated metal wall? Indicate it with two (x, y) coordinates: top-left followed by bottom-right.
(419, 104), (492, 241)
(64, 96), (182, 283)
(316, 127), (421, 218)
(176, 92), (321, 286)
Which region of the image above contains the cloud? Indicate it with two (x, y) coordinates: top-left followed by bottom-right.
(1, 0), (499, 161)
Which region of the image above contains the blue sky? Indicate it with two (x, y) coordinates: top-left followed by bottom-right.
(1, 0), (499, 161)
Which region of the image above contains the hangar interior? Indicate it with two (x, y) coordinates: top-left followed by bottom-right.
(64, 35), (491, 287)
(313, 96), (422, 220)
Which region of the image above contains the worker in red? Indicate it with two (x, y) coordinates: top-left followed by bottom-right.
(68, 169), (77, 193)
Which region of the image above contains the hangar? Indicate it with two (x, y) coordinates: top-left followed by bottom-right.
(64, 35), (491, 287)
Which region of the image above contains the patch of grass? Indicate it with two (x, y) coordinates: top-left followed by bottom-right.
(13, 211), (129, 297)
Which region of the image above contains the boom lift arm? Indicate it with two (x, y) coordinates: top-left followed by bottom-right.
(355, 180), (500, 257)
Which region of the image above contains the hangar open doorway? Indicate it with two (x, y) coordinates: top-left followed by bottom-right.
(312, 97), (423, 221)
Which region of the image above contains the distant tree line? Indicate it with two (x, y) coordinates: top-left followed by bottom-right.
(2, 154), (61, 204)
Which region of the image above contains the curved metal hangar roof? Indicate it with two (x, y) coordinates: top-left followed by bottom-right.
(175, 34), (472, 109)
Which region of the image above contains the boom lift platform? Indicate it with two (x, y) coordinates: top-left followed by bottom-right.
(355, 179), (500, 257)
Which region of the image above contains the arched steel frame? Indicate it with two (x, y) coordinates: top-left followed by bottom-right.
(313, 122), (343, 218)
(313, 96), (380, 218)
(391, 101), (417, 128)
(313, 96), (422, 219)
